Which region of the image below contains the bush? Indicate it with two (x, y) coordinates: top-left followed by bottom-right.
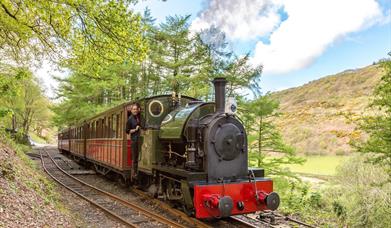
(325, 155), (391, 227)
(273, 177), (335, 226)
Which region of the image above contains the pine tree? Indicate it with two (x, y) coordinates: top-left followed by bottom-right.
(240, 94), (304, 177)
(152, 15), (197, 94)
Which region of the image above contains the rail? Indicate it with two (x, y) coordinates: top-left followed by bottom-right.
(39, 147), (185, 228)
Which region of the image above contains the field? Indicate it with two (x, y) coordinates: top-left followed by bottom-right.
(285, 155), (350, 176)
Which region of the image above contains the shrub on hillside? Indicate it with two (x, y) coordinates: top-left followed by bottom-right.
(326, 155), (391, 227)
(273, 177), (336, 226)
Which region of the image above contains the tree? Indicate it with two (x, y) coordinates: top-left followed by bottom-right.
(151, 15), (198, 94)
(0, 0), (145, 64)
(240, 94), (304, 177)
(353, 57), (391, 176)
(0, 64), (28, 131)
(0, 66), (52, 138)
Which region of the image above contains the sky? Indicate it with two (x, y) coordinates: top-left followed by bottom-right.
(37, 0), (391, 97)
(134, 0), (391, 92)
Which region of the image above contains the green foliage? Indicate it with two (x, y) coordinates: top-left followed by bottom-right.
(0, 65), (52, 139)
(0, 0), (144, 63)
(352, 57), (391, 177)
(1, 0), (147, 136)
(273, 177), (332, 226)
(274, 155), (391, 227)
(239, 94), (304, 177)
(326, 155), (391, 227)
(53, 12), (262, 127)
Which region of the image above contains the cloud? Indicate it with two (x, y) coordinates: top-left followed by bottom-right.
(190, 0), (284, 40)
(192, 0), (385, 74)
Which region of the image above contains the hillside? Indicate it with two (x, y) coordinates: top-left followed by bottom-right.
(0, 140), (80, 227)
(272, 64), (384, 155)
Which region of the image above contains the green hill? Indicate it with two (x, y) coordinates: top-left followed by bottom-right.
(272, 64), (384, 156)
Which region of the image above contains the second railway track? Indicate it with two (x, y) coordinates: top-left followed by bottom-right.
(39, 146), (187, 228)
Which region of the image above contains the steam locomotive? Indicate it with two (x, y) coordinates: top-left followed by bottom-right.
(58, 78), (280, 219)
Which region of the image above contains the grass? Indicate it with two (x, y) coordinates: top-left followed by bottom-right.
(285, 155), (350, 176)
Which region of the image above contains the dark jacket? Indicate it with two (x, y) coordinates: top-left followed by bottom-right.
(125, 115), (143, 140)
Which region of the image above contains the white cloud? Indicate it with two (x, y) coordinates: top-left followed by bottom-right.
(192, 0), (385, 74)
(190, 0), (283, 40)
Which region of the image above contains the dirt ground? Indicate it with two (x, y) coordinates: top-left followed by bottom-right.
(0, 142), (127, 228)
(0, 143), (76, 228)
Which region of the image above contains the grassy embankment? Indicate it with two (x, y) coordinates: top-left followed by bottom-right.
(0, 134), (78, 227)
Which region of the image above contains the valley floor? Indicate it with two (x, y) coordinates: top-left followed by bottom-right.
(285, 155), (350, 176)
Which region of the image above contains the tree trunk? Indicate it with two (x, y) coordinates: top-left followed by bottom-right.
(258, 117), (262, 167)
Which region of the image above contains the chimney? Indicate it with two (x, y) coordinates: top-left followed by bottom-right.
(212, 77), (227, 113)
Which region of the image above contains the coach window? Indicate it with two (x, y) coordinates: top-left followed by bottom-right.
(94, 121), (96, 138)
(105, 117), (109, 138)
(99, 119), (102, 138)
(93, 122), (95, 138)
(116, 114), (119, 138)
(90, 122), (93, 138)
(112, 114), (116, 138)
(119, 111), (123, 138)
(93, 121), (96, 138)
(104, 118), (107, 138)
(96, 120), (100, 138)
(96, 120), (99, 138)
(107, 116), (111, 138)
(100, 119), (103, 138)
(101, 118), (105, 138)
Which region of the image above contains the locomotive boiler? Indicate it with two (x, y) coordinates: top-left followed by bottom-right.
(58, 77), (280, 219)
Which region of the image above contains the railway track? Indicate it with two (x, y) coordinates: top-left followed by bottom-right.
(231, 212), (317, 228)
(39, 146), (316, 228)
(128, 188), (212, 228)
(39, 147), (186, 228)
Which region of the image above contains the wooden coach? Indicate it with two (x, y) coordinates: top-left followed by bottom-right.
(58, 95), (198, 181)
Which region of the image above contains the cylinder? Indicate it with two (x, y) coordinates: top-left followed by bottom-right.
(212, 77), (227, 113)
